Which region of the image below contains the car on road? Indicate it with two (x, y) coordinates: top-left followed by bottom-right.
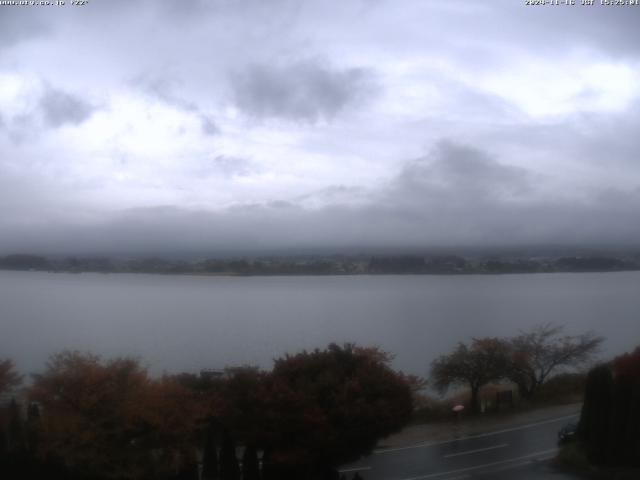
(558, 422), (578, 444)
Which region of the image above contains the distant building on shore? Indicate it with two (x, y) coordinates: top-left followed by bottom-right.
(200, 369), (226, 380)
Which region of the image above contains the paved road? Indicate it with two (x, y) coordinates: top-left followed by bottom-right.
(339, 413), (583, 480)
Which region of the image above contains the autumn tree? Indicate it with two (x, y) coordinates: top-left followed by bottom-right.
(431, 338), (510, 413)
(212, 367), (268, 446)
(30, 351), (149, 478)
(506, 323), (603, 399)
(0, 359), (22, 396)
(260, 343), (414, 478)
(0, 359), (23, 462)
(29, 351), (203, 479)
(22, 345), (414, 479)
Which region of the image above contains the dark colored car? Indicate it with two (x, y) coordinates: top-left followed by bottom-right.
(558, 422), (578, 444)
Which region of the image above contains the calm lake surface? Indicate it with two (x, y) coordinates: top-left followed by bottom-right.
(1, 270), (639, 377)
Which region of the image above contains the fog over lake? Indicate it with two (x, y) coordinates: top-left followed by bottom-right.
(2, 270), (639, 378)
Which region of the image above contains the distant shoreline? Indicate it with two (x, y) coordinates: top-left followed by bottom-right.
(2, 267), (640, 278)
(1, 252), (639, 277)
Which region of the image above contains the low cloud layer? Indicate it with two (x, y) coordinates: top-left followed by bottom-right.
(1, 139), (639, 255)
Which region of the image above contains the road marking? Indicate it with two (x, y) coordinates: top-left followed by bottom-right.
(443, 443), (508, 458)
(470, 451), (557, 476)
(397, 448), (558, 480)
(478, 452), (556, 480)
(375, 413), (578, 454)
(480, 460), (532, 474)
(338, 466), (372, 473)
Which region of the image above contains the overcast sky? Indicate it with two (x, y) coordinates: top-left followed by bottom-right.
(1, 0), (639, 254)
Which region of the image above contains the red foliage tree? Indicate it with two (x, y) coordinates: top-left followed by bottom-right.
(260, 343), (414, 476)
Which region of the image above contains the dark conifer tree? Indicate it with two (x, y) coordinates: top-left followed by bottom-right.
(7, 398), (25, 454)
(608, 373), (633, 465)
(578, 364), (613, 464)
(242, 444), (260, 480)
(219, 429), (240, 480)
(202, 424), (219, 480)
(26, 402), (40, 453)
(610, 347), (640, 466)
(629, 380), (640, 466)
(0, 425), (7, 460)
(177, 457), (199, 480)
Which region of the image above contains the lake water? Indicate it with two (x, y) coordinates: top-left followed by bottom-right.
(1, 270), (639, 378)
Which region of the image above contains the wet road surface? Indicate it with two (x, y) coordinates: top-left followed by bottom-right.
(340, 413), (583, 480)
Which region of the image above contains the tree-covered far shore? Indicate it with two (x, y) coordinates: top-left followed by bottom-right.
(2, 250), (639, 277)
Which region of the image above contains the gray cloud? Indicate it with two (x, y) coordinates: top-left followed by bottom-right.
(156, 0), (213, 20)
(0, 8), (50, 49)
(209, 155), (256, 178)
(390, 141), (533, 206)
(231, 59), (376, 122)
(131, 74), (220, 136)
(39, 87), (96, 128)
(295, 185), (370, 207)
(131, 74), (198, 111)
(200, 115), (219, 136)
(494, 2), (640, 59)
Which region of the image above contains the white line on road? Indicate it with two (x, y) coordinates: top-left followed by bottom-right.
(338, 466), (372, 473)
(375, 413), (578, 454)
(397, 448), (558, 480)
(469, 450), (558, 477)
(443, 443), (508, 458)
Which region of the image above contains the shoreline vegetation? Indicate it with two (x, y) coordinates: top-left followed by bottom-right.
(1, 251), (640, 277)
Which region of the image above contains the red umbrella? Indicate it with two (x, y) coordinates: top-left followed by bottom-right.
(452, 405), (465, 413)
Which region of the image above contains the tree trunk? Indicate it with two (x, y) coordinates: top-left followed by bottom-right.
(516, 382), (530, 400)
(527, 382), (538, 400)
(470, 385), (480, 414)
(514, 374), (540, 401)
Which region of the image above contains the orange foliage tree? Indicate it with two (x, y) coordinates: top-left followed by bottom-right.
(29, 351), (204, 479)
